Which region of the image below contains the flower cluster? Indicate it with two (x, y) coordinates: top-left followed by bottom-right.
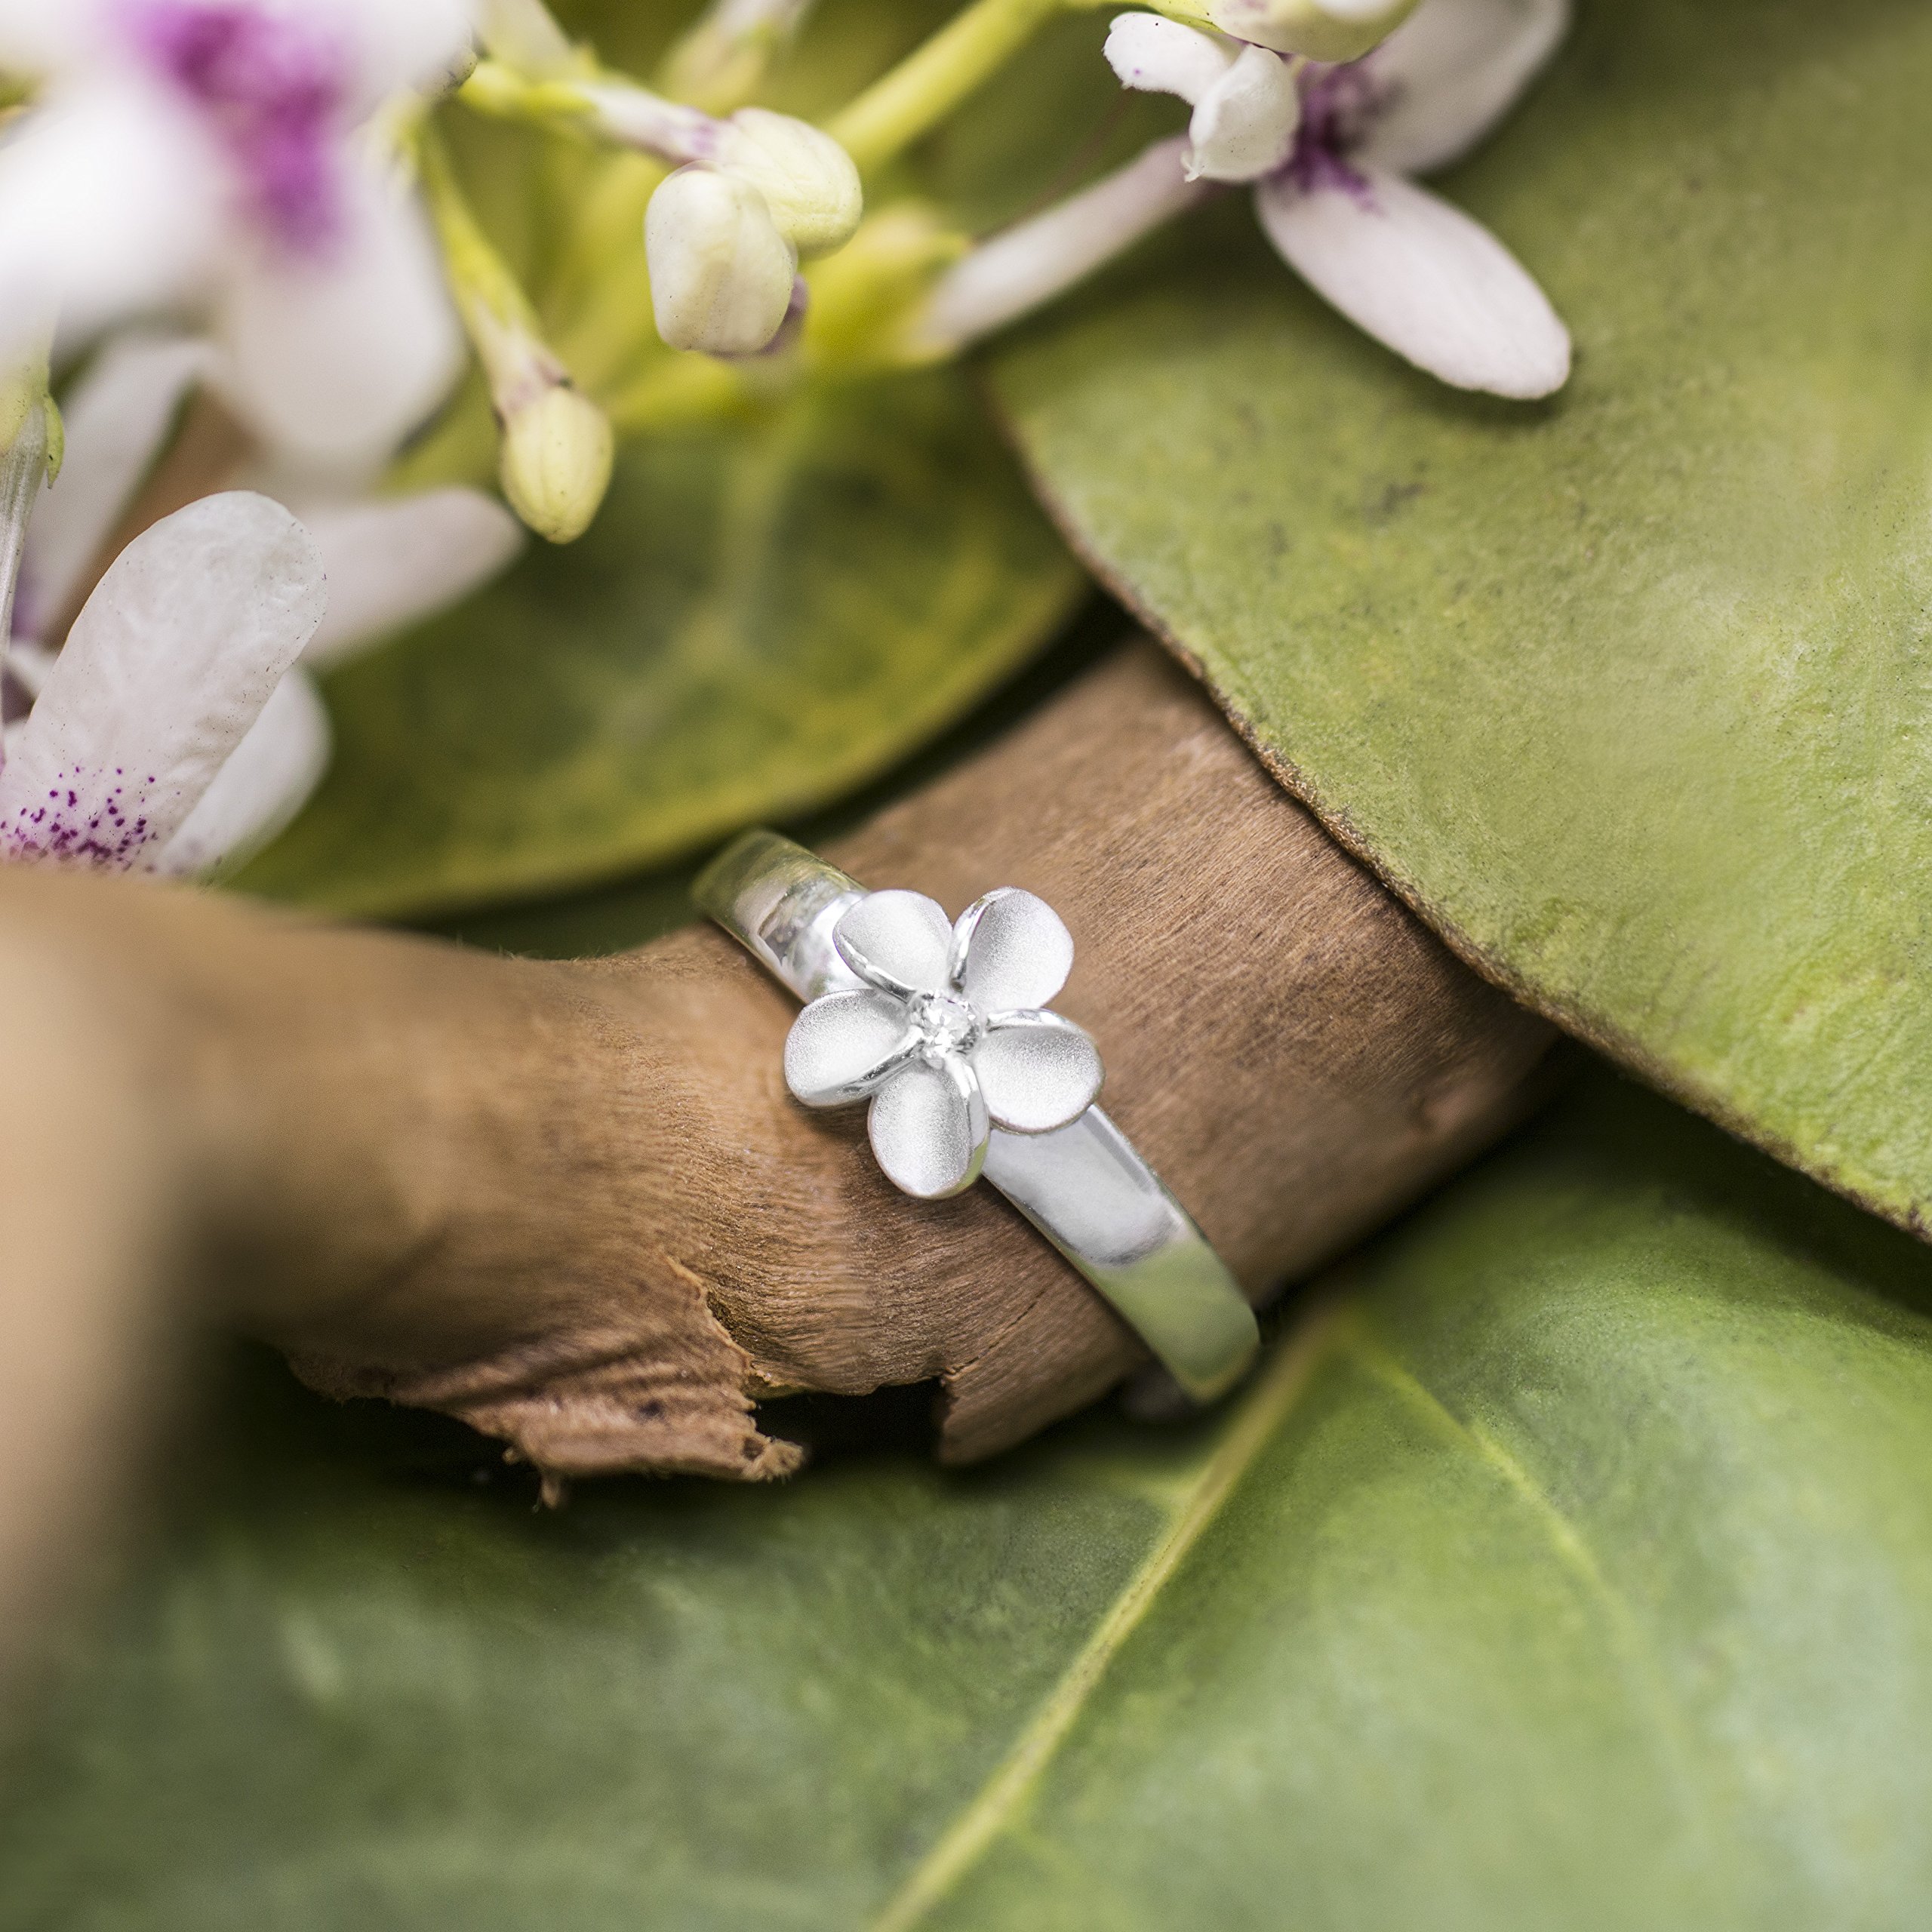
(0, 0), (1576, 894)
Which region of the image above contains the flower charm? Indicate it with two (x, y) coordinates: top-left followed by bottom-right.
(783, 887), (1105, 1201)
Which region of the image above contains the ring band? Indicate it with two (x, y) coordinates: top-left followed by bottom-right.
(695, 829), (1260, 1404)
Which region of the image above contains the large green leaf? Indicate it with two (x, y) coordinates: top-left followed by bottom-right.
(990, 0), (1932, 1234)
(238, 370), (1079, 918)
(9, 1073), (1932, 1926)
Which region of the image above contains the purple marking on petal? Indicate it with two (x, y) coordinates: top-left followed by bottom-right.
(121, 0), (352, 257)
(1281, 57), (1395, 202)
(2, 761), (165, 869)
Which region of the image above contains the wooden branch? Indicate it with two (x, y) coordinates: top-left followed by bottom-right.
(0, 641), (1554, 1503)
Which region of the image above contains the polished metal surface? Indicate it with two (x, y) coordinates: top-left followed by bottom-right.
(696, 829), (1260, 1404)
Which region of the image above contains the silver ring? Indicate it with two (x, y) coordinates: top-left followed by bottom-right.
(694, 829), (1260, 1404)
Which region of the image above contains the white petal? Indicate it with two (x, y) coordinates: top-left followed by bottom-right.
(971, 1013), (1103, 1134)
(913, 136), (1208, 355)
(1358, 0), (1569, 175)
(835, 889), (954, 997)
(214, 165), (461, 466)
(151, 666), (331, 877)
(867, 1059), (988, 1200)
(326, 0), (478, 108)
(18, 332), (214, 641)
(1186, 45), (1300, 183)
(784, 989), (916, 1107)
(0, 1), (95, 71)
(0, 84), (217, 373)
(0, 494), (326, 867)
(1103, 13), (1235, 107)
(1256, 165), (1569, 397)
(952, 888), (1075, 1012)
(299, 488), (523, 667)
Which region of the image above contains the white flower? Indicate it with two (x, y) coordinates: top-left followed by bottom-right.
(2, 329), (522, 875)
(0, 0), (474, 466)
(784, 887), (1104, 1200)
(1106, 0), (1571, 397)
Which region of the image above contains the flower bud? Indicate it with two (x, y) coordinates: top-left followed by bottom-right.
(499, 384), (614, 544)
(646, 165), (799, 355)
(711, 109), (863, 259)
(1196, 0), (1418, 62)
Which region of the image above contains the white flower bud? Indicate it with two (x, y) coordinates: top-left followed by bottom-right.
(1198, 0), (1418, 62)
(499, 384), (614, 544)
(646, 165), (799, 355)
(710, 108), (863, 259)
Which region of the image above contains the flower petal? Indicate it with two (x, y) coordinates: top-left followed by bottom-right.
(0, 0), (94, 69)
(1254, 165), (1569, 397)
(1187, 45), (1300, 183)
(299, 488), (525, 668)
(1103, 13), (1235, 107)
(867, 1058), (989, 1200)
(329, 0), (478, 109)
(912, 137), (1207, 355)
(784, 989), (917, 1107)
(19, 331), (212, 641)
(151, 666), (331, 877)
(0, 83), (217, 374)
(972, 1012), (1103, 1134)
(214, 163), (461, 466)
(952, 887), (1075, 1011)
(1358, 0), (1569, 176)
(834, 888), (954, 996)
(0, 493), (326, 867)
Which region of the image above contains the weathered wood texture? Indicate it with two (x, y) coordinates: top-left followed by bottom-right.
(0, 640), (1554, 1496)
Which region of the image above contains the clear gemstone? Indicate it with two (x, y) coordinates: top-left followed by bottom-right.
(906, 989), (981, 1063)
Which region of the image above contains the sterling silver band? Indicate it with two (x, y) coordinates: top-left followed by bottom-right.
(695, 829), (1260, 1404)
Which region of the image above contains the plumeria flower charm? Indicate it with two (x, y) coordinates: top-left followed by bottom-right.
(784, 887), (1104, 1201)
(1106, 0), (1571, 397)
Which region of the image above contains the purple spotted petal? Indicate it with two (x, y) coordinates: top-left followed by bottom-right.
(0, 492), (325, 869)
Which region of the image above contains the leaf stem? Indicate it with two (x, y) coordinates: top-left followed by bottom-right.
(825, 0), (1078, 175)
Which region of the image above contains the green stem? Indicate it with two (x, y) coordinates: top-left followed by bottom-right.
(825, 0), (1073, 174)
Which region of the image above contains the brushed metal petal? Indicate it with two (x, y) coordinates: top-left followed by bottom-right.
(867, 1057), (989, 1198)
(951, 887), (1075, 1012)
(973, 1011), (1103, 1133)
(834, 889), (954, 996)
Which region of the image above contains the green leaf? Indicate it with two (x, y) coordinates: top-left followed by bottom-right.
(237, 369), (1080, 918)
(10, 1074), (1932, 1925)
(989, 0), (1932, 1234)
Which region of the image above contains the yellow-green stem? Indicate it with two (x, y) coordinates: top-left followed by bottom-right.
(825, 0), (1073, 174)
